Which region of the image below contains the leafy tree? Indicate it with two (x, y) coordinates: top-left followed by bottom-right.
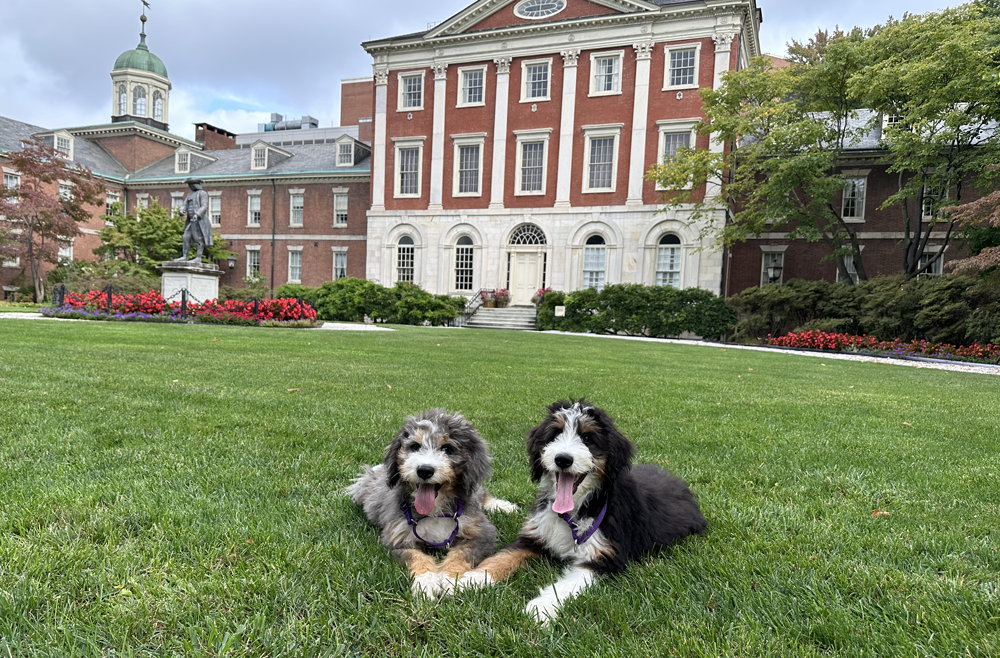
(648, 30), (872, 283)
(853, 4), (1000, 278)
(0, 138), (103, 301)
(95, 199), (234, 277)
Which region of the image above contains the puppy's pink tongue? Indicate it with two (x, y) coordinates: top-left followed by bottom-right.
(415, 484), (437, 515)
(552, 472), (576, 514)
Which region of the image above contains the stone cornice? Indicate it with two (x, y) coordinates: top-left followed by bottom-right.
(125, 172), (370, 188)
(57, 122), (202, 151)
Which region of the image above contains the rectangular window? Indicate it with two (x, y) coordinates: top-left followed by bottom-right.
(58, 241), (73, 263)
(398, 147), (420, 196)
(461, 68), (485, 106)
(524, 61), (550, 100)
(669, 47), (698, 87)
(583, 247), (606, 291)
(455, 245), (474, 291)
(400, 74), (423, 109)
(520, 142), (545, 193)
(457, 145), (480, 195)
(253, 148), (267, 169)
(136, 195), (149, 210)
(592, 54), (621, 95)
(837, 253), (860, 284)
(397, 245), (415, 283)
(3, 173), (19, 190)
(338, 142), (354, 166)
(210, 196), (222, 227)
(105, 190), (120, 216)
(922, 186), (947, 221)
(246, 249), (260, 277)
(334, 251), (348, 280)
(171, 196), (183, 215)
(334, 193), (348, 226)
(288, 250), (302, 283)
(56, 136), (71, 157)
(587, 137), (616, 191)
(656, 246), (681, 288)
(290, 194), (304, 226)
(761, 252), (785, 286)
(58, 184), (72, 200)
(248, 195), (261, 226)
(919, 252), (944, 276)
(177, 153), (189, 174)
(661, 132), (691, 162)
(2, 257), (20, 268)
(842, 177), (867, 220)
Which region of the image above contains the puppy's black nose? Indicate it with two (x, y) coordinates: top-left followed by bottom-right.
(554, 454), (574, 469)
(416, 465), (436, 480)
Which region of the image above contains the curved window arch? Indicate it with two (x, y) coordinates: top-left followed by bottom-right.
(118, 84), (128, 116)
(656, 233), (682, 288)
(585, 234), (606, 245)
(133, 86), (147, 117)
(396, 235), (415, 282)
(455, 236), (474, 291)
(509, 224), (546, 246)
(583, 234), (607, 291)
(153, 91), (163, 122)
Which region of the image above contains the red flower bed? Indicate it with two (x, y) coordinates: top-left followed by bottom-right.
(766, 331), (1000, 364)
(58, 290), (316, 324)
(184, 297), (317, 323)
(62, 290), (168, 315)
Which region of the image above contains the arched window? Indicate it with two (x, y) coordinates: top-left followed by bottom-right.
(133, 86), (147, 117)
(656, 234), (682, 288)
(153, 91), (163, 122)
(455, 236), (474, 291)
(583, 234), (606, 291)
(508, 224), (546, 245)
(118, 84), (128, 116)
(397, 235), (415, 283)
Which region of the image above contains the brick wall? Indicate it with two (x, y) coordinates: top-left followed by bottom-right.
(341, 79), (375, 143)
(195, 124), (237, 151)
(94, 135), (176, 172)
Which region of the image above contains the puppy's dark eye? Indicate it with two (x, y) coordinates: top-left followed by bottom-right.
(407, 442), (421, 452)
(441, 444), (455, 455)
(580, 433), (596, 445)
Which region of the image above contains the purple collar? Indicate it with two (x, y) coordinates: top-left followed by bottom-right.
(401, 498), (464, 548)
(559, 494), (609, 545)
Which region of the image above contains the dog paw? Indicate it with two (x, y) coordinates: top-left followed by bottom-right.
(483, 498), (519, 513)
(411, 572), (445, 599)
(453, 570), (495, 592)
(525, 592), (561, 624)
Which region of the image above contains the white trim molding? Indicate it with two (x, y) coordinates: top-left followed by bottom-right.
(581, 123), (624, 194)
(520, 57), (553, 103)
(451, 133), (487, 198)
(514, 128), (553, 197)
(663, 42), (702, 91)
(588, 49), (625, 97)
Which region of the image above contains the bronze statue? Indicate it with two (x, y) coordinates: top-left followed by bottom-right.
(178, 178), (213, 262)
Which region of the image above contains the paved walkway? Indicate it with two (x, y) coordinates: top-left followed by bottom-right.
(0, 313), (394, 332)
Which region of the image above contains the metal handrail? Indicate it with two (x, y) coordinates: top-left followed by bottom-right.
(453, 289), (487, 327)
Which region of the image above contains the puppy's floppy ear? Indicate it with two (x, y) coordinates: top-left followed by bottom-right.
(449, 416), (492, 494)
(526, 413), (560, 482)
(589, 406), (635, 483)
(383, 424), (410, 489)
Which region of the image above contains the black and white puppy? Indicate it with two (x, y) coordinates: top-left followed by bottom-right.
(453, 400), (707, 622)
(348, 409), (517, 598)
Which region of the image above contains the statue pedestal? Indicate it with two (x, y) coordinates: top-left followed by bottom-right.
(158, 261), (224, 304)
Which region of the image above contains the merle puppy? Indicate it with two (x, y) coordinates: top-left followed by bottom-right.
(348, 409), (516, 598)
(452, 400), (707, 622)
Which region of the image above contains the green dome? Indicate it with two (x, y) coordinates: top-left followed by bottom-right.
(114, 33), (168, 79)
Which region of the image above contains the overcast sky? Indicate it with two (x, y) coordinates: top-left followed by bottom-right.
(0, 0), (954, 142)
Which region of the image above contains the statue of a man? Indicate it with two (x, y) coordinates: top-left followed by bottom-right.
(178, 178), (213, 262)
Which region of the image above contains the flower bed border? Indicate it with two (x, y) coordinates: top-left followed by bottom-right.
(765, 331), (1000, 366)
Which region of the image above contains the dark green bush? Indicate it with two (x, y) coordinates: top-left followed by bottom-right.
(728, 275), (1000, 345)
(311, 278), (465, 326)
(274, 284), (321, 306)
(313, 278), (384, 322)
(535, 285), (734, 339)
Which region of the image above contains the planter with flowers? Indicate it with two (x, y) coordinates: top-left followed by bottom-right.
(493, 289), (510, 308)
(481, 290), (496, 308)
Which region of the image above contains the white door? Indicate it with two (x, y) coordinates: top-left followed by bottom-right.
(512, 252), (540, 305)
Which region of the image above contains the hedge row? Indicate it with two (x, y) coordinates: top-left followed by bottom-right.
(728, 275), (1000, 346)
(537, 284), (736, 340)
(276, 279), (467, 326)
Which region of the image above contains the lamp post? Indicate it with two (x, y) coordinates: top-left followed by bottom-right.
(767, 265), (784, 284)
(227, 255), (237, 287)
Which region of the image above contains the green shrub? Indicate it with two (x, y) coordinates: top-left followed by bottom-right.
(48, 260), (160, 297)
(274, 284), (321, 306)
(311, 278), (465, 326)
(728, 275), (1000, 345)
(535, 291), (567, 330)
(313, 278), (383, 322)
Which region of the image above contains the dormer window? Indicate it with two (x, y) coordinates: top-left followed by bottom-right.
(253, 147), (267, 170)
(54, 132), (74, 160)
(248, 141), (292, 171)
(338, 141), (354, 167)
(176, 152), (190, 174)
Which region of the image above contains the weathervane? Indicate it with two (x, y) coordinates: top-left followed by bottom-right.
(140, 0), (151, 34)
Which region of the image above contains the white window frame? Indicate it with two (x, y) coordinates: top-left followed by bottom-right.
(451, 133), (486, 198)
(333, 188), (349, 227)
(655, 119), (700, 190)
(514, 128), (552, 196)
(289, 189), (305, 227)
(655, 237), (683, 289)
(247, 190), (262, 227)
(841, 170), (870, 222)
(246, 246), (261, 278)
(105, 190), (120, 216)
(520, 58), (552, 103)
(252, 147), (268, 171)
(332, 247), (348, 280)
(175, 151), (190, 175)
(918, 247), (946, 277)
(4, 172), (20, 191)
(53, 131), (74, 160)
(135, 193), (149, 211)
(589, 50), (624, 97)
(582, 124), (623, 194)
(457, 65), (487, 108)
(287, 246), (303, 284)
(57, 238), (74, 263)
(58, 182), (73, 201)
(922, 185), (949, 221)
(2, 257), (20, 268)
(336, 136), (355, 167)
(664, 43), (702, 91)
(208, 191), (222, 227)
(393, 137), (426, 199)
(133, 85), (147, 117)
(836, 249), (865, 284)
(397, 71), (426, 112)
(170, 192), (184, 216)
(760, 247), (788, 286)
(582, 238), (608, 292)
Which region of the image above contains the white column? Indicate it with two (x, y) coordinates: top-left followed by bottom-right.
(489, 58), (511, 210)
(554, 49), (580, 208)
(627, 42), (654, 206)
(706, 33), (736, 200)
(429, 64), (448, 211)
(372, 68), (389, 211)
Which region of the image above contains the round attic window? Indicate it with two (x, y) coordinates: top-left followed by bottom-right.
(514, 0), (567, 20)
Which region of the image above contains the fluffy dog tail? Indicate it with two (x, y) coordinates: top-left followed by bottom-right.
(345, 464), (383, 506)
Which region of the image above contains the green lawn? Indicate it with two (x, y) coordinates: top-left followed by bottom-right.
(0, 320), (997, 657)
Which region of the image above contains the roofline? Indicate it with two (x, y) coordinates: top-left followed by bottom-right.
(341, 75), (374, 84)
(39, 121), (202, 150)
(124, 169), (371, 186)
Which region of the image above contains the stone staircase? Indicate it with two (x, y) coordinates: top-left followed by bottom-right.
(465, 306), (537, 331)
